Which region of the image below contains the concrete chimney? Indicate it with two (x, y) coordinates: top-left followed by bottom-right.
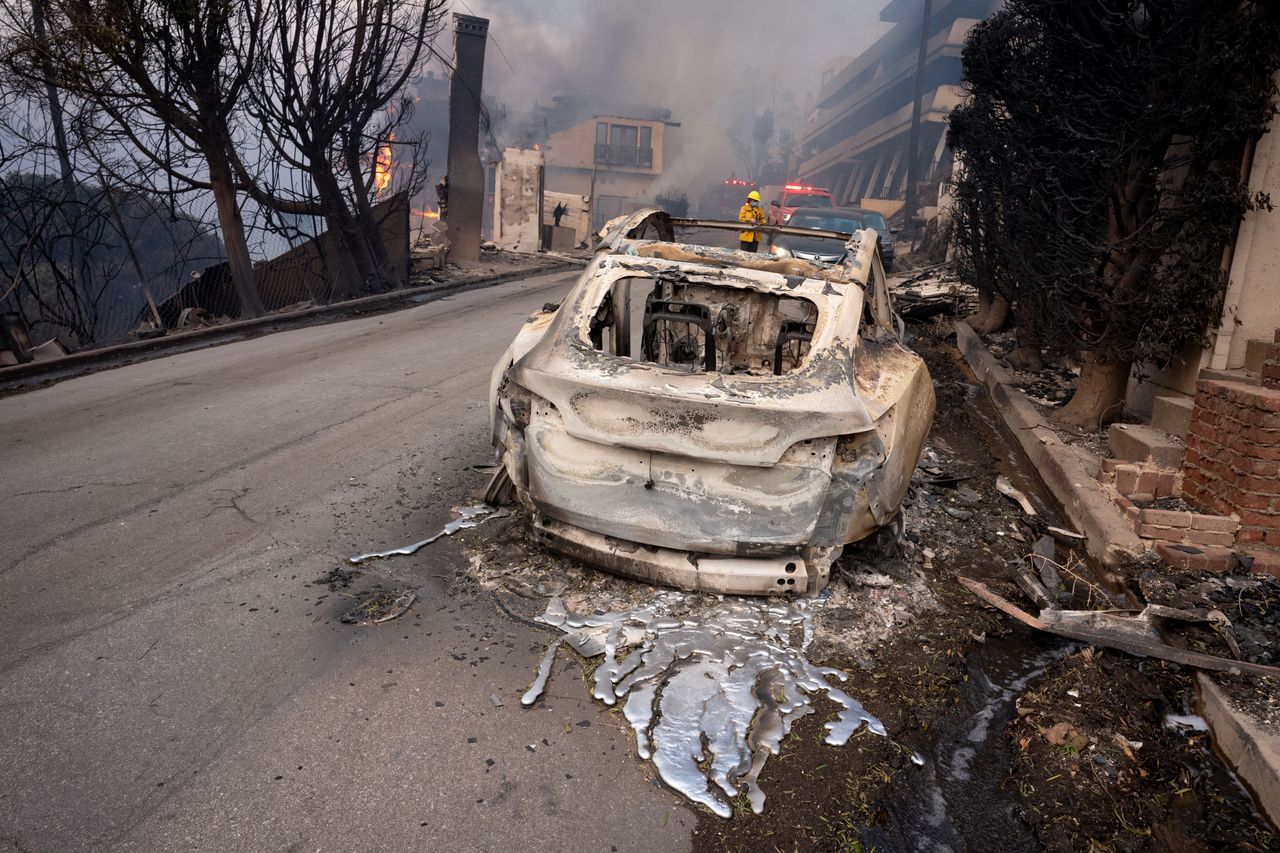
(446, 13), (488, 262)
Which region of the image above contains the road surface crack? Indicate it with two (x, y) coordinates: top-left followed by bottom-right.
(2, 480), (152, 502)
(198, 488), (257, 524)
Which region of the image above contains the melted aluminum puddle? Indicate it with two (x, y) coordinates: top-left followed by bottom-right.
(349, 504), (505, 564)
(527, 592), (885, 817)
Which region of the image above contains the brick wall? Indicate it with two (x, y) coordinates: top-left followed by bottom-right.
(1183, 379), (1280, 547)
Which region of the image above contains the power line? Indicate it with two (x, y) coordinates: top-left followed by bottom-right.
(454, 0), (517, 77)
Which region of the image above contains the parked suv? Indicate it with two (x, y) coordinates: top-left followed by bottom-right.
(852, 208), (895, 270)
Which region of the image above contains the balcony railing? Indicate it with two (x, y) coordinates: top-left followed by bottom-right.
(594, 144), (654, 168)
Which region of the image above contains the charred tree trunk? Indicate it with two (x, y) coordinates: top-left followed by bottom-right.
(30, 0), (73, 184)
(207, 152), (265, 318)
(969, 287), (992, 329)
(1008, 305), (1043, 370)
(1056, 351), (1130, 430)
(1051, 156), (1151, 429)
(345, 148), (396, 289)
(978, 293), (1010, 334)
(313, 167), (376, 301)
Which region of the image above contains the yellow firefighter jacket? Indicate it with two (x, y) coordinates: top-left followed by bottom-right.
(738, 203), (766, 243)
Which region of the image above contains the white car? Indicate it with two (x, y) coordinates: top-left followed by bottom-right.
(487, 210), (935, 595)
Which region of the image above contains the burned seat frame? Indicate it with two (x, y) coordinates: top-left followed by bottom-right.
(641, 299), (716, 371)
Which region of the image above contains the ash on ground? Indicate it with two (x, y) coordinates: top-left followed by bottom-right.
(983, 329), (1112, 457)
(463, 507), (939, 668)
(1134, 562), (1280, 734)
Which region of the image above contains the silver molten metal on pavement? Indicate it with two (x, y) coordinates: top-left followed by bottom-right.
(349, 504), (505, 564)
(529, 592), (885, 817)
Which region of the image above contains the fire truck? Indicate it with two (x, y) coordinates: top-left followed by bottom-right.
(758, 184), (835, 225)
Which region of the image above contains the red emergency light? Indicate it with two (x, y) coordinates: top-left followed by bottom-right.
(784, 184), (818, 191)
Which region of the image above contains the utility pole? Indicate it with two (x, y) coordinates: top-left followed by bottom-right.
(902, 0), (933, 241)
(30, 0), (73, 184)
(31, 0), (86, 301)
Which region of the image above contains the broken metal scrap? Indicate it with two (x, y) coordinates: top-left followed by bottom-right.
(348, 504), (507, 564)
(958, 577), (1280, 678)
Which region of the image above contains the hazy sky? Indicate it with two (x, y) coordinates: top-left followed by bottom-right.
(458, 0), (888, 109)
(452, 0), (891, 184)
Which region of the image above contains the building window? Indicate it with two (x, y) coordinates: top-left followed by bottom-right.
(594, 123), (654, 169)
(596, 122), (608, 145)
(610, 124), (638, 148)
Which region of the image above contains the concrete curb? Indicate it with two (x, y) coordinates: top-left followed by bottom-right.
(1197, 673), (1280, 826)
(953, 320), (1145, 567)
(953, 322), (1280, 827)
(1, 258), (584, 393)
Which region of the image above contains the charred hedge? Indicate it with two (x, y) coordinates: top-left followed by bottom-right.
(948, 0), (1280, 428)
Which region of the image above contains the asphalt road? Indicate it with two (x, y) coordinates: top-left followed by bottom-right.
(0, 270), (695, 853)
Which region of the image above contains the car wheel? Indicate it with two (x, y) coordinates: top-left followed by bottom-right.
(483, 465), (516, 506)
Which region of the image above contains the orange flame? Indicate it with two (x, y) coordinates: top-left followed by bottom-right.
(414, 207), (441, 220)
(373, 141), (393, 194)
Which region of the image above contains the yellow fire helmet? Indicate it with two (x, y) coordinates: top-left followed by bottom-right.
(747, 190), (761, 201)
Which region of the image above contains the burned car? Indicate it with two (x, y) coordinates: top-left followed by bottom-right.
(487, 210), (934, 595)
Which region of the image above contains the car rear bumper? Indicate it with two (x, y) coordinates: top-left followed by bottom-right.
(532, 516), (827, 595)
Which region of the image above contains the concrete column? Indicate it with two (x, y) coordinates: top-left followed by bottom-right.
(1218, 105), (1280, 370)
(843, 161), (865, 206)
(492, 148), (545, 253)
(446, 13), (488, 262)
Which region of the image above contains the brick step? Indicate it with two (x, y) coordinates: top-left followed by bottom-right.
(1155, 542), (1236, 572)
(1199, 367), (1260, 387)
(1243, 548), (1280, 579)
(1150, 394), (1194, 439)
(1155, 542), (1280, 578)
(1108, 423), (1184, 468)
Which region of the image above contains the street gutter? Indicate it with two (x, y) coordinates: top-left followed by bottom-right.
(955, 320), (1280, 827)
(1, 257), (586, 395)
(1197, 673), (1280, 828)
(953, 320), (1145, 567)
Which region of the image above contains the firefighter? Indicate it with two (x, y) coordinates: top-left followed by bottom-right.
(738, 190), (766, 253)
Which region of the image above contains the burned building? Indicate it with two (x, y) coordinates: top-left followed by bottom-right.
(797, 0), (1002, 222)
(541, 112), (680, 231)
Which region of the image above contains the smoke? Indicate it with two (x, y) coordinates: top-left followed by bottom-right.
(456, 0), (889, 192)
